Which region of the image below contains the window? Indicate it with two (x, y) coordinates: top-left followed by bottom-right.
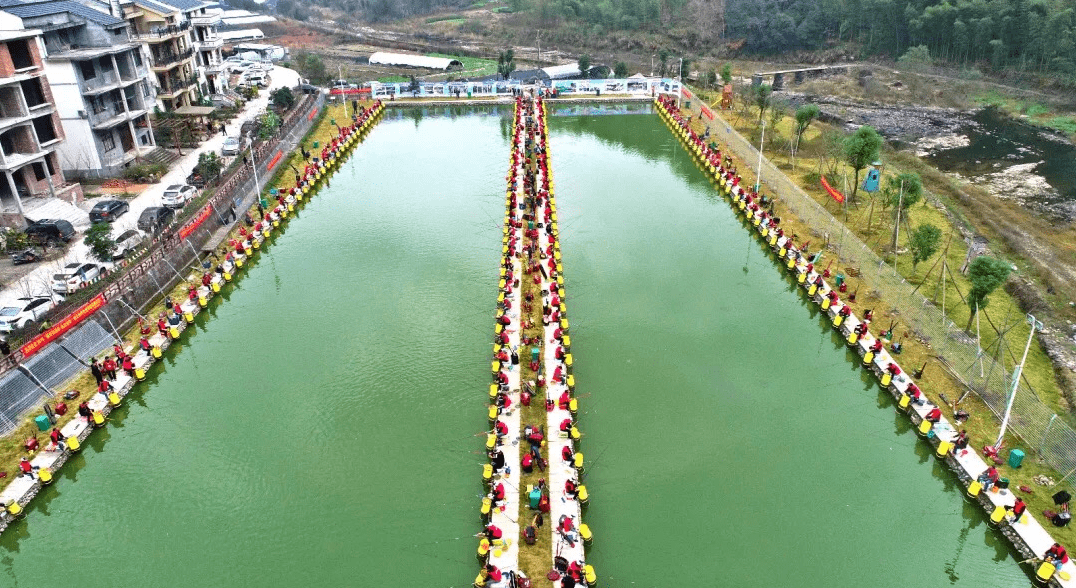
(8, 39), (33, 70)
(133, 51), (142, 67)
(101, 133), (115, 151)
(32, 116), (56, 143)
(78, 60), (96, 80)
(142, 81), (151, 97)
(32, 162), (45, 181)
(20, 78), (46, 108)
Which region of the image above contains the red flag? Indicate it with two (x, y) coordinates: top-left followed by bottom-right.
(820, 176), (845, 203)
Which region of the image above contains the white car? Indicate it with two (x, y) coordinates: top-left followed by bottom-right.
(243, 71), (268, 87)
(221, 136), (241, 156)
(51, 262), (101, 294)
(113, 229), (145, 259)
(162, 184), (197, 209)
(0, 297), (56, 332)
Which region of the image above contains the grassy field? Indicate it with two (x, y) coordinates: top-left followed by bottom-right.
(427, 52), (499, 77)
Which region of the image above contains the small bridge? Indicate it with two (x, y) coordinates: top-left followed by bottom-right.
(752, 65), (851, 90)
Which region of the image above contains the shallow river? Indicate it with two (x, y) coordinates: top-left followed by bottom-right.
(0, 105), (1032, 587)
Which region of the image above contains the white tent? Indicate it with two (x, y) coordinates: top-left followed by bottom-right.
(541, 63), (581, 80)
(368, 52), (462, 71)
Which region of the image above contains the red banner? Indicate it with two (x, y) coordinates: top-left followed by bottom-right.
(179, 205), (213, 240)
(820, 177), (845, 204)
(701, 105), (713, 120)
(328, 88), (372, 97)
(267, 150), (283, 171)
(308, 107), (318, 121)
(682, 88), (693, 99)
(20, 294), (106, 358)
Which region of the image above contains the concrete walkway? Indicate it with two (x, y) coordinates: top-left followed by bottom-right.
(0, 66), (301, 306)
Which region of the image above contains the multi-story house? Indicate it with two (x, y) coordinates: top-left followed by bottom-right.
(175, 0), (224, 96)
(107, 0), (222, 111)
(120, 0), (196, 110)
(0, 0), (155, 177)
(0, 9), (81, 221)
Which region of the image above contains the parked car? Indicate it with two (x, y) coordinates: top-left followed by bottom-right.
(0, 297), (56, 332)
(113, 229), (144, 258)
(10, 247), (42, 265)
(161, 184), (196, 209)
(89, 199), (130, 223)
(221, 136), (241, 156)
(299, 83), (319, 95)
(51, 262), (101, 294)
(24, 219), (75, 245)
(137, 206), (175, 235)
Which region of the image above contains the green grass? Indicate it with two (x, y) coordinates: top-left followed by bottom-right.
(492, 6), (513, 12)
(377, 75), (410, 83)
(1046, 116), (1076, 135)
(1024, 103), (1049, 117)
(425, 14), (466, 23)
(426, 52), (498, 76)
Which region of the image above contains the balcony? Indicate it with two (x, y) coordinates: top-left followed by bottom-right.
(198, 36), (223, 49)
(80, 69), (118, 94)
(151, 48), (194, 71)
(158, 77), (197, 97)
(131, 21), (190, 42)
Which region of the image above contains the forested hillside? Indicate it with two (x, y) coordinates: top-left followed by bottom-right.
(505, 0), (1076, 82)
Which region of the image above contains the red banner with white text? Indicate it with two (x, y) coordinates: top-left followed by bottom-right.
(20, 294), (107, 358)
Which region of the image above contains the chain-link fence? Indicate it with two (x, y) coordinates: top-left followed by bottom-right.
(678, 92), (1076, 481)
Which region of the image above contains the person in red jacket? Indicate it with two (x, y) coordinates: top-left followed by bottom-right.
(1045, 543), (1068, 566)
(484, 524), (502, 541)
(978, 466), (1000, 491)
(1008, 496), (1027, 523)
(925, 407), (942, 423)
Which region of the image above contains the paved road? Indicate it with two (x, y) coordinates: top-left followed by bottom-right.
(0, 66), (301, 307)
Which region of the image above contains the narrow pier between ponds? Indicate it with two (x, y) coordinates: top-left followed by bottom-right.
(479, 96), (593, 588)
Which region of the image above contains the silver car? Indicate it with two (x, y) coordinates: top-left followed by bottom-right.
(222, 136), (241, 156)
(113, 229), (144, 258)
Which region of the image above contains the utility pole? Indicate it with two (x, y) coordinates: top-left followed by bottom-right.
(536, 30), (541, 64)
(995, 313), (1043, 448)
(677, 57), (683, 109)
(892, 179), (904, 268)
(755, 120), (766, 193)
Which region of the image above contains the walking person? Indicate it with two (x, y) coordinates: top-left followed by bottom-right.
(90, 359), (103, 386)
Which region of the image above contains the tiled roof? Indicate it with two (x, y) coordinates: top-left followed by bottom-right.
(159, 0), (207, 11)
(132, 0), (176, 14)
(1, 0), (126, 26)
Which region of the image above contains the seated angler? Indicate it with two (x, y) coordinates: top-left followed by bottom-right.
(488, 449), (506, 473)
(924, 406), (942, 423)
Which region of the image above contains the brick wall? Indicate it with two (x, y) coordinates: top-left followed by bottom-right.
(0, 43), (13, 79)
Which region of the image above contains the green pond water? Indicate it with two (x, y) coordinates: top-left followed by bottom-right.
(0, 106), (1032, 587)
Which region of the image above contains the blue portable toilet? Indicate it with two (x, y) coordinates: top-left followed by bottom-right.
(862, 163), (881, 193)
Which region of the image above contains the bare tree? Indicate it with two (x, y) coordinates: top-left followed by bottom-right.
(686, 0), (725, 42)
